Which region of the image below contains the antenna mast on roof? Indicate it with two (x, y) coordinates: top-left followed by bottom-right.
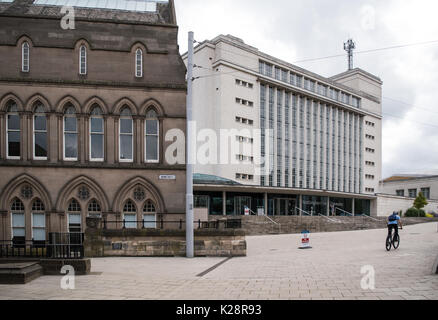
(344, 39), (356, 70)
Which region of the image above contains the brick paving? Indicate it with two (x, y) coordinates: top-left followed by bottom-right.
(0, 222), (437, 300)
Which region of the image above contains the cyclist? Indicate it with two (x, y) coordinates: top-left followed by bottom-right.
(387, 211), (403, 238)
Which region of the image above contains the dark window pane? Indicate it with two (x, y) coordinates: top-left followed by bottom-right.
(120, 135), (133, 160)
(146, 119), (158, 134)
(65, 133), (78, 158)
(91, 134), (104, 159)
(8, 114), (20, 130)
(120, 119), (132, 134)
(8, 132), (20, 157)
(34, 116), (47, 131)
(146, 135), (158, 161)
(64, 117), (77, 132)
(91, 118), (103, 133)
(35, 132), (47, 158)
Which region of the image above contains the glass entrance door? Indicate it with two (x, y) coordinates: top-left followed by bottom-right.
(275, 199), (297, 216)
(235, 196), (252, 215)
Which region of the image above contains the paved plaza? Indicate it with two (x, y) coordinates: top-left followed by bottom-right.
(0, 222), (437, 300)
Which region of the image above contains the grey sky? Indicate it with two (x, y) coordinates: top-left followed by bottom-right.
(175, 0), (438, 179)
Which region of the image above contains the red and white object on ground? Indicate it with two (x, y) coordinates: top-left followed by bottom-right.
(299, 230), (312, 249)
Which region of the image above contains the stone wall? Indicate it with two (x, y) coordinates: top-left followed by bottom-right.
(84, 223), (246, 257)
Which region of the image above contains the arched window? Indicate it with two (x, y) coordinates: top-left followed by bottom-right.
(11, 198), (25, 242)
(135, 49), (143, 78)
(88, 199), (101, 218)
(123, 200), (137, 229)
(64, 105), (78, 161)
(145, 109), (159, 162)
(79, 45), (87, 75)
(119, 107), (133, 162)
(33, 103), (48, 160)
(90, 105), (104, 161)
(31, 199), (46, 242)
(22, 42), (30, 72)
(143, 200), (156, 229)
(67, 199), (81, 233)
(6, 101), (20, 159)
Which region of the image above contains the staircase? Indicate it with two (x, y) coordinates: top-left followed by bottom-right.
(239, 216), (438, 236)
(0, 261), (43, 284)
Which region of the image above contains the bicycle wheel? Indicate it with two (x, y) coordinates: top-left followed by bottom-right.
(393, 234), (400, 250)
(386, 235), (392, 251)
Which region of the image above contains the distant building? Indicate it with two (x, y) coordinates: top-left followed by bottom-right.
(183, 34), (382, 217)
(380, 175), (438, 200)
(0, 0), (186, 243)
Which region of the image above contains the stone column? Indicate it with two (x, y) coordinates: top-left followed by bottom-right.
(222, 191), (226, 216)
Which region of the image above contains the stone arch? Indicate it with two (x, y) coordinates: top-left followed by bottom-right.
(0, 174), (52, 211)
(25, 93), (52, 112)
(113, 97), (138, 116)
(139, 98), (166, 117)
(112, 176), (166, 214)
(0, 93), (24, 112)
(74, 38), (91, 51)
(15, 35), (34, 47)
(83, 96), (109, 115)
(55, 176), (110, 213)
(130, 41), (148, 53)
(56, 95), (82, 114)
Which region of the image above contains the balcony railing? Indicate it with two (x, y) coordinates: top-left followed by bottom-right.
(102, 218), (242, 230)
(0, 233), (84, 259)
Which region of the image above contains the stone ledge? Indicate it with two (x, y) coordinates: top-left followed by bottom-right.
(39, 259), (91, 275)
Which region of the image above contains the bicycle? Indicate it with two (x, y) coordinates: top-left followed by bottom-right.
(386, 226), (402, 251)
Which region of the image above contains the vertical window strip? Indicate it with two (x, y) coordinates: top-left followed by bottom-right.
(145, 111), (159, 162)
(136, 49), (143, 77)
(79, 45), (87, 75)
(22, 42), (29, 72)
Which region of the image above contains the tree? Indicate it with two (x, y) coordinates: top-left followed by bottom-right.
(413, 192), (428, 210)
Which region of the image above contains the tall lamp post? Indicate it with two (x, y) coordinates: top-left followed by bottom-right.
(186, 31), (194, 258)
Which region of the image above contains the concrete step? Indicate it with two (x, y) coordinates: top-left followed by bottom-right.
(0, 262), (43, 284)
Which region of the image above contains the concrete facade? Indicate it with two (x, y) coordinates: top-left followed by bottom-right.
(183, 35), (382, 196)
(0, 0), (187, 242)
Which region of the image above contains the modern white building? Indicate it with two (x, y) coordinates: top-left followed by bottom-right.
(183, 35), (383, 217)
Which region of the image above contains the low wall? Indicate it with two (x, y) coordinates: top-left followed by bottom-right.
(84, 226), (246, 257)
(376, 194), (438, 217)
(225, 216), (438, 236)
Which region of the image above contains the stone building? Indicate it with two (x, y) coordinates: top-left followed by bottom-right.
(0, 0), (187, 242)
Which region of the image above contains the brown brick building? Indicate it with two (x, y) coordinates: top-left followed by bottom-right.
(0, 0), (187, 242)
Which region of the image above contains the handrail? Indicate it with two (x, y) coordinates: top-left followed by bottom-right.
(335, 207), (353, 216)
(296, 207), (312, 216)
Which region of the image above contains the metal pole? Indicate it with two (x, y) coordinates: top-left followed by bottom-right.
(186, 31), (195, 258)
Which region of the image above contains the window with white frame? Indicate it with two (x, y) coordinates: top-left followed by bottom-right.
(22, 42), (29, 72)
(6, 101), (20, 159)
(31, 199), (46, 241)
(123, 200), (137, 229)
(135, 49), (143, 77)
(64, 105), (78, 161)
(11, 198), (25, 241)
(68, 199), (82, 233)
(90, 105), (104, 161)
(33, 103), (47, 160)
(119, 107), (133, 162)
(79, 45), (87, 75)
(145, 109), (159, 162)
(143, 200), (156, 229)
(87, 199), (102, 218)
